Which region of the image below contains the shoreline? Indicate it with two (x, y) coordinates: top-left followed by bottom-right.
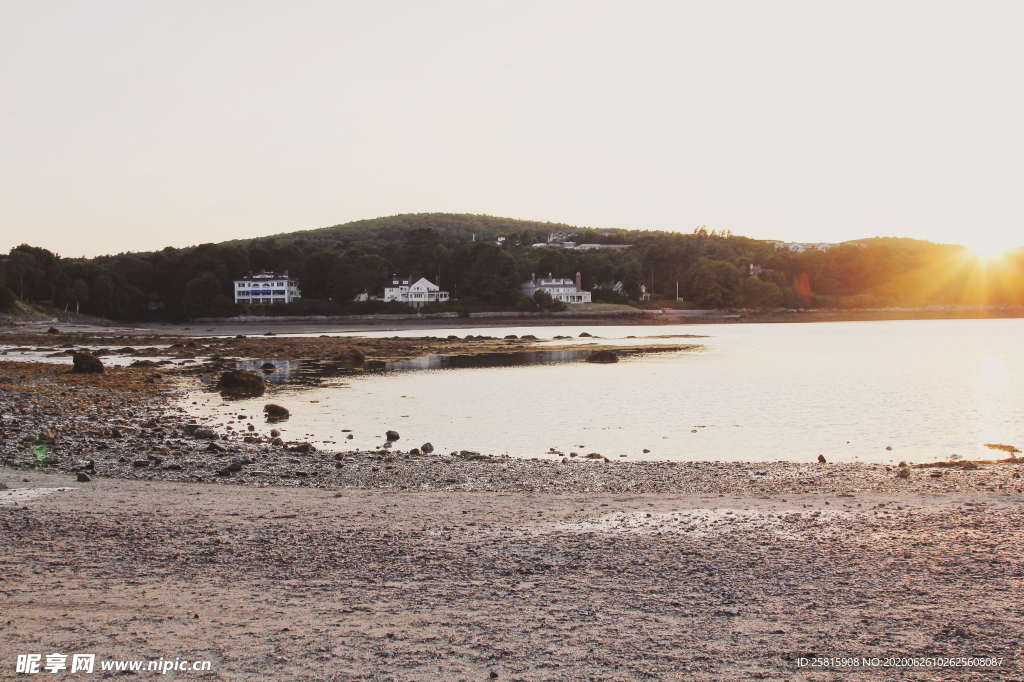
(4, 305), (1024, 337)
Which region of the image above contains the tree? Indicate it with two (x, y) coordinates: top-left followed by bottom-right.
(181, 272), (224, 318)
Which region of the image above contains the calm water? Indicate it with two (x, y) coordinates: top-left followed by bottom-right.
(183, 318), (1024, 463)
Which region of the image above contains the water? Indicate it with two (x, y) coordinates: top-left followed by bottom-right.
(182, 318), (1024, 463)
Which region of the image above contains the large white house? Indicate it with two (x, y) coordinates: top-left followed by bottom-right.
(233, 272), (301, 305)
(521, 273), (592, 304)
(383, 276), (450, 308)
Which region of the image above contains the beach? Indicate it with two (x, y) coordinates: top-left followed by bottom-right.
(2, 324), (1023, 679)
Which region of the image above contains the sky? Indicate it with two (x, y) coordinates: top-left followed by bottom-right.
(2, 0), (1022, 258)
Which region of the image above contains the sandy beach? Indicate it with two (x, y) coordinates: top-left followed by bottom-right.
(3, 468), (1022, 680)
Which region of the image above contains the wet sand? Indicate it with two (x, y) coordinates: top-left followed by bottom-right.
(2, 470), (1021, 680)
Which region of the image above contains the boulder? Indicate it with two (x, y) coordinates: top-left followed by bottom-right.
(216, 370), (266, 397)
(579, 332), (593, 338)
(71, 352), (104, 374)
(336, 348), (366, 366)
(264, 404), (290, 422)
(817, 454), (827, 463)
(386, 430), (400, 442)
(421, 442), (434, 454)
(585, 350), (618, 364)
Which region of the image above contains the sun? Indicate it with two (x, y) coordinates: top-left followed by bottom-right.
(964, 238), (1017, 261)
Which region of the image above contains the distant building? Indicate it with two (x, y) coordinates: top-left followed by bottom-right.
(234, 272), (301, 305)
(771, 241), (835, 253)
(383, 276), (450, 308)
(574, 243), (632, 251)
(522, 272), (592, 304)
(530, 241), (631, 250)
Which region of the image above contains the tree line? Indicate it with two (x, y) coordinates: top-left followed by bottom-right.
(2, 213), (1022, 320)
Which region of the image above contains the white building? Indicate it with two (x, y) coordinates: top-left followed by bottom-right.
(521, 272), (592, 304)
(771, 241), (835, 253)
(233, 272), (301, 305)
(383, 276), (450, 308)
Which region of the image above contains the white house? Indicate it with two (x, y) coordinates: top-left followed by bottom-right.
(521, 272), (592, 304)
(383, 276), (450, 308)
(234, 272), (301, 305)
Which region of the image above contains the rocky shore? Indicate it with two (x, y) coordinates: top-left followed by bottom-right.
(2, 360), (1022, 497)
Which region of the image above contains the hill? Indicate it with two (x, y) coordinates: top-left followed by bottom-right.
(1, 213), (1021, 321)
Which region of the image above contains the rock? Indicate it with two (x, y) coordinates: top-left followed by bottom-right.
(194, 428), (218, 440)
(287, 442), (315, 453)
(216, 370), (266, 397)
(270, 437), (284, 446)
(365, 360), (387, 371)
(336, 348), (366, 366)
(579, 332), (593, 337)
(46, 326), (61, 334)
(76, 472), (91, 482)
(260, 362), (276, 372)
(584, 453), (604, 459)
(132, 458), (149, 467)
(264, 404), (290, 422)
(70, 352), (104, 374)
(219, 457), (246, 474)
(205, 441), (225, 452)
(130, 359), (158, 368)
(386, 430), (400, 442)
(270, 429), (280, 438)
(896, 467), (911, 479)
(421, 442), (434, 454)
(585, 350), (618, 364)
(817, 454), (827, 463)
(409, 448), (421, 456)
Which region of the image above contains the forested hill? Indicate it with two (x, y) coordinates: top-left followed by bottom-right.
(1, 212), (1021, 321)
(244, 213), (609, 248)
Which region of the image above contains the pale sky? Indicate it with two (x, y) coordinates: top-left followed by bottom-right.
(2, 0), (1022, 257)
